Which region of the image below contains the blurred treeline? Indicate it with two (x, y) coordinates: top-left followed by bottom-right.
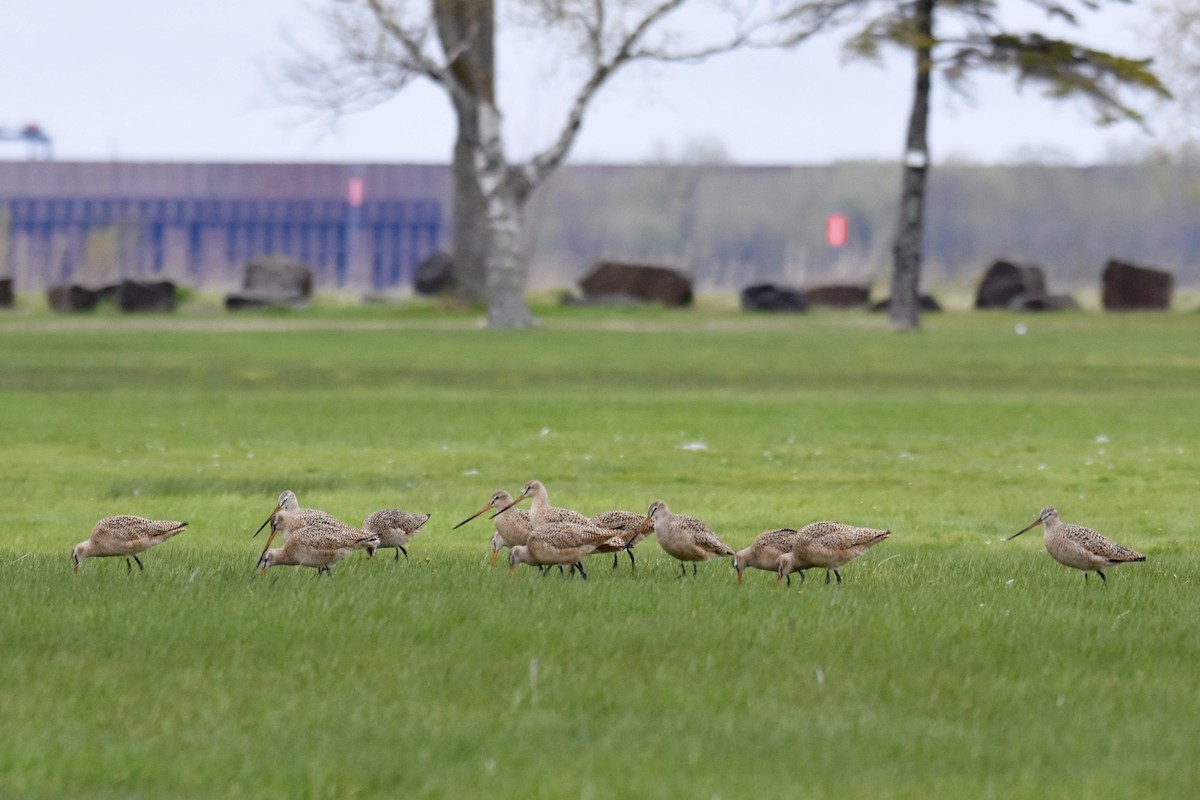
(521, 156), (1200, 292)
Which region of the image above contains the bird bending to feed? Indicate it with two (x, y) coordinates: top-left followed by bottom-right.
(645, 499), (734, 577)
(507, 521), (628, 580)
(495, 480), (598, 575)
(363, 508), (431, 560)
(253, 490), (379, 575)
(777, 521), (890, 584)
(732, 528), (805, 585)
(71, 515), (187, 573)
(453, 489), (533, 566)
(253, 490), (347, 563)
(1006, 506), (1145, 584)
(257, 527), (380, 575)
(590, 509), (655, 571)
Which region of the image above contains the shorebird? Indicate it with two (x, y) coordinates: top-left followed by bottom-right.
(363, 508), (431, 560)
(507, 520), (628, 580)
(453, 489), (534, 566)
(496, 479), (591, 528)
(253, 490), (343, 563)
(777, 521), (891, 584)
(732, 528), (806, 585)
(71, 515), (187, 573)
(252, 490), (375, 573)
(645, 499), (734, 577)
(1006, 506), (1145, 584)
(495, 480), (599, 574)
(590, 509), (655, 571)
(257, 522), (380, 576)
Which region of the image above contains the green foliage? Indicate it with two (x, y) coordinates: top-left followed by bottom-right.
(789, 0), (1172, 124)
(1, 309), (1199, 796)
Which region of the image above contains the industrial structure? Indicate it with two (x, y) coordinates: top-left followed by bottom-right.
(0, 161), (449, 291)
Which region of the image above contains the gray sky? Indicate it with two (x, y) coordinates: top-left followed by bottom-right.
(0, 0), (1177, 166)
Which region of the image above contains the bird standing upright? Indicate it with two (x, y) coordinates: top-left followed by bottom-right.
(1006, 506), (1145, 584)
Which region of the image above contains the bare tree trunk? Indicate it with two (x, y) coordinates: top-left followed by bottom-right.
(481, 181), (535, 328)
(449, 99), (488, 302)
(475, 105), (535, 328)
(435, 0), (490, 302)
(890, 0), (934, 332)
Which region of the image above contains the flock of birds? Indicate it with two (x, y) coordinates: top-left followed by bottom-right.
(68, 479), (1148, 585)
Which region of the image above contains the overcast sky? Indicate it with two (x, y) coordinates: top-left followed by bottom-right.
(0, 0), (1180, 167)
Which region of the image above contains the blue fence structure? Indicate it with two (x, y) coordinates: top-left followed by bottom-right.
(0, 162), (449, 290)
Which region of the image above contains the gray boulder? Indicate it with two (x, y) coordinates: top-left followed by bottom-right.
(740, 284), (808, 312)
(48, 284), (100, 313)
(226, 255), (313, 310)
(975, 260), (1046, 309)
(118, 280), (176, 312)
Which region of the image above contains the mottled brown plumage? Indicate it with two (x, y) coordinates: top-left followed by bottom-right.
(1006, 506), (1145, 584)
(732, 528), (805, 585)
(590, 509), (655, 571)
(646, 499), (734, 578)
(453, 489), (533, 566)
(777, 521), (891, 584)
(363, 508), (431, 560)
(499, 479), (590, 528)
(71, 515), (188, 572)
(254, 490), (379, 575)
(507, 520), (627, 580)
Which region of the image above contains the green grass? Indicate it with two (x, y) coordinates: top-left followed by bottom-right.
(2, 305), (1199, 798)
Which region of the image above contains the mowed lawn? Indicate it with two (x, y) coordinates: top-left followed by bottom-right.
(1, 306), (1198, 798)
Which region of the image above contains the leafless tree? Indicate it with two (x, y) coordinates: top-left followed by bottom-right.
(1150, 0), (1200, 140)
(288, 0), (772, 327)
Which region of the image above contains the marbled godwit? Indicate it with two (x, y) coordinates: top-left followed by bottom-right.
(590, 509), (654, 571)
(258, 524), (380, 575)
(253, 490), (305, 544)
(71, 515), (187, 572)
(645, 499), (734, 577)
(507, 520), (628, 580)
(732, 528), (805, 585)
(496, 479), (591, 528)
(252, 490), (368, 568)
(495, 480), (597, 574)
(363, 508), (431, 560)
(453, 490), (533, 566)
(778, 521), (891, 584)
(1006, 506), (1145, 584)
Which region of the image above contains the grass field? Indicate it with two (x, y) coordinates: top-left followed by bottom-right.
(1, 304), (1198, 798)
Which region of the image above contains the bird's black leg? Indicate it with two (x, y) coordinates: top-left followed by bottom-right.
(125, 558), (133, 572)
(692, 563), (698, 577)
(678, 562), (686, 579)
(785, 573), (791, 587)
(825, 571), (831, 585)
(134, 556), (144, 570)
(399, 545), (409, 560)
(577, 562), (588, 581)
(612, 553), (619, 571)
(834, 570), (842, 585)
(627, 549), (636, 571)
(1097, 570), (1107, 585)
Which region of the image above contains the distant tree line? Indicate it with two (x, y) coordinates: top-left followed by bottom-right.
(520, 155), (1200, 295)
